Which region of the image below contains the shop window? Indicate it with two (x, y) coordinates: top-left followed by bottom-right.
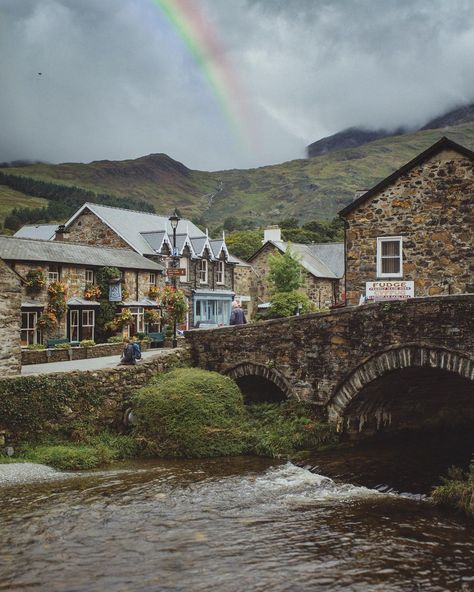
(377, 237), (403, 278)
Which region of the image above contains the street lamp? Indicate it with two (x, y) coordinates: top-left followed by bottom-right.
(169, 210), (180, 348)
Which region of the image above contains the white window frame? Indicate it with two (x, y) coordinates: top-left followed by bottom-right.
(47, 266), (60, 283)
(81, 309), (95, 341)
(179, 257), (189, 283)
(216, 260), (225, 285)
(376, 236), (403, 278)
(85, 269), (94, 284)
(149, 272), (156, 286)
(21, 311), (41, 346)
(198, 259), (208, 284)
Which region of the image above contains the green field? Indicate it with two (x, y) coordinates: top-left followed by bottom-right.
(1, 122), (474, 227)
(0, 185), (48, 226)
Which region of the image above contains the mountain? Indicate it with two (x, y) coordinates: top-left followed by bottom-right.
(1, 121), (474, 230)
(307, 102), (474, 158)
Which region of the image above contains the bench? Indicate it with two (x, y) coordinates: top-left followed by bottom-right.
(147, 332), (165, 348)
(47, 337), (70, 348)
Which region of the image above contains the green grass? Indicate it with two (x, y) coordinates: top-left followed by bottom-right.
(432, 461), (474, 518)
(0, 185), (48, 225)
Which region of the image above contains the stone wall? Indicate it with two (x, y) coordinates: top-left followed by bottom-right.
(1, 348), (191, 439)
(0, 259), (22, 376)
(61, 209), (131, 248)
(344, 149), (474, 305)
(186, 294), (474, 412)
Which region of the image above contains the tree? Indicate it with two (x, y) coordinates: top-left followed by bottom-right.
(268, 247), (302, 293)
(225, 230), (263, 260)
(263, 291), (315, 319)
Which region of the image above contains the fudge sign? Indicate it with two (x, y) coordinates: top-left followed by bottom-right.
(366, 281), (414, 301)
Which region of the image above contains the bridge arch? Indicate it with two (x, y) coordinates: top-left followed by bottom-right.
(328, 344), (474, 435)
(225, 362), (293, 403)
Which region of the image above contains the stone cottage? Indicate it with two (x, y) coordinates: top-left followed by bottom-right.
(246, 227), (344, 311)
(0, 236), (163, 346)
(339, 136), (474, 305)
(16, 202), (239, 328)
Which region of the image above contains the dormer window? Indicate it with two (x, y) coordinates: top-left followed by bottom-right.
(198, 259), (208, 284)
(216, 260), (225, 284)
(377, 237), (403, 278)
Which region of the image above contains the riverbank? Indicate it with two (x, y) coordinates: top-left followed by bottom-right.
(432, 462), (474, 518)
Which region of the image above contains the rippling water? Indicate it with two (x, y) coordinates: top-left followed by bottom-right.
(0, 456), (473, 592)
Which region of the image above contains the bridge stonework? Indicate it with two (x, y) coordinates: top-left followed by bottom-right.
(185, 295), (474, 434)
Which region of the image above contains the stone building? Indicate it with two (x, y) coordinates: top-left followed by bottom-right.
(17, 202), (238, 328)
(246, 227), (344, 311)
(339, 137), (474, 305)
(0, 259), (22, 375)
(0, 236), (163, 346)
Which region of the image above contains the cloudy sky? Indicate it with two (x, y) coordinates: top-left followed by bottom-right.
(2, 0), (474, 170)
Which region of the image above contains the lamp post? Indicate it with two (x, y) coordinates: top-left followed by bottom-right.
(169, 210), (180, 348)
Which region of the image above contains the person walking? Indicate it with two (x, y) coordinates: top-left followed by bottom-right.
(229, 300), (247, 325)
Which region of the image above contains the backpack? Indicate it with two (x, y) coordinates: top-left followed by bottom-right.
(132, 342), (142, 360)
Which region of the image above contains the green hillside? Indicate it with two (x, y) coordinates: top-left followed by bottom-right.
(1, 122), (474, 229)
(0, 185), (48, 226)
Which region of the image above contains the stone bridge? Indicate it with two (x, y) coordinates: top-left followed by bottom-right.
(185, 295), (474, 437)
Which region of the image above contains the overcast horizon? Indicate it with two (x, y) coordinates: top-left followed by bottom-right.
(2, 0), (474, 171)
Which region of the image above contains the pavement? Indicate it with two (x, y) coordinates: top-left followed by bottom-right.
(21, 349), (174, 375)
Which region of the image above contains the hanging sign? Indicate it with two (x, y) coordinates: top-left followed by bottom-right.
(166, 268), (186, 277)
(109, 281), (122, 302)
(365, 281), (414, 301)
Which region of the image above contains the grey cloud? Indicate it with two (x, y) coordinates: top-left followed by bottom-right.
(1, 0), (474, 170)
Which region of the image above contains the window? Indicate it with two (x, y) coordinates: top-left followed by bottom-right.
(81, 309), (95, 341)
(216, 260), (225, 284)
(179, 257), (189, 283)
(48, 265), (60, 282)
(198, 259), (208, 284)
(149, 273), (156, 286)
(21, 311), (41, 346)
(85, 269), (94, 284)
(377, 237), (403, 278)
(128, 307), (144, 335)
(69, 310), (79, 341)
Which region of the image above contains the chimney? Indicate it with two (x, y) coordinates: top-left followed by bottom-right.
(263, 225), (282, 244)
(55, 224), (69, 241)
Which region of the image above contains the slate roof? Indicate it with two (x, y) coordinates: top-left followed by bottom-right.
(248, 240), (344, 279)
(64, 203), (206, 255)
(0, 236), (163, 271)
(338, 136), (474, 217)
(14, 224), (57, 240)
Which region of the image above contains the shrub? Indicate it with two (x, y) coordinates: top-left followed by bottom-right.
(54, 342), (71, 349)
(25, 444), (99, 470)
(26, 344), (46, 350)
(432, 460), (474, 518)
(107, 335), (123, 343)
(264, 291), (316, 319)
(80, 339), (95, 347)
(132, 368), (247, 457)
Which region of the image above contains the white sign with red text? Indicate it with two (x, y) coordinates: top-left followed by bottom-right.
(366, 281), (414, 301)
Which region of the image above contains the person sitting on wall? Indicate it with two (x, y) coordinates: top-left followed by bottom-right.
(229, 300), (247, 325)
(119, 338), (136, 365)
(132, 338), (142, 361)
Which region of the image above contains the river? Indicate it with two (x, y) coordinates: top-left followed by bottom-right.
(0, 435), (473, 592)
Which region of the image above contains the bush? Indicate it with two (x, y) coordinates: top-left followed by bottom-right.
(107, 335), (123, 343)
(432, 460), (474, 518)
(264, 291), (316, 319)
(80, 339), (95, 347)
(26, 344), (45, 350)
(54, 342), (71, 349)
(132, 368), (247, 457)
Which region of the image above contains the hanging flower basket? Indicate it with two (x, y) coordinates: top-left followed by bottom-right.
(36, 309), (59, 335)
(148, 285), (160, 299)
(114, 308), (133, 329)
(84, 284), (102, 300)
(47, 281), (67, 320)
(144, 308), (161, 324)
(25, 268), (46, 294)
(155, 286), (188, 323)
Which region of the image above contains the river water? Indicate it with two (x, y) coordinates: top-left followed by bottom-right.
(0, 438), (473, 592)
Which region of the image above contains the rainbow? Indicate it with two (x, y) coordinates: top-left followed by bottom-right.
(151, 0), (255, 156)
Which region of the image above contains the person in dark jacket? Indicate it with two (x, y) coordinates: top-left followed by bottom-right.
(119, 338), (136, 365)
(229, 300), (247, 325)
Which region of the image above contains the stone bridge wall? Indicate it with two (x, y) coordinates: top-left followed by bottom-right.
(0, 259), (22, 377)
(185, 295), (474, 413)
